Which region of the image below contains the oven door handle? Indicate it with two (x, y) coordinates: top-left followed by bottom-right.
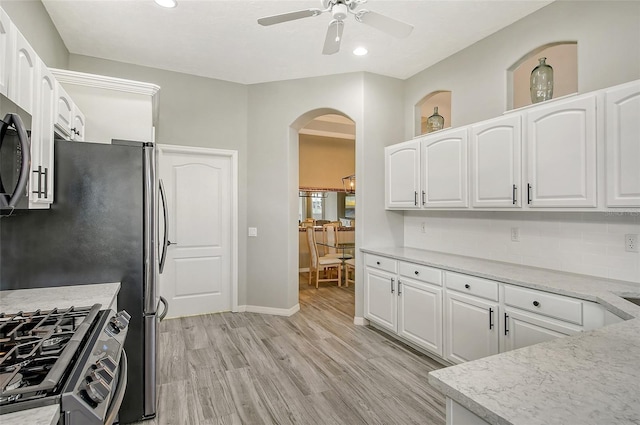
(0, 113), (31, 208)
(104, 350), (128, 425)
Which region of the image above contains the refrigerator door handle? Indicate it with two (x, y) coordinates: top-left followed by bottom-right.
(159, 179), (169, 274)
(158, 296), (169, 321)
(0, 113), (31, 208)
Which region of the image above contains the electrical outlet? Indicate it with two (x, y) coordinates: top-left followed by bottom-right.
(511, 227), (520, 242)
(421, 222), (426, 233)
(625, 234), (638, 253)
(248, 227), (258, 237)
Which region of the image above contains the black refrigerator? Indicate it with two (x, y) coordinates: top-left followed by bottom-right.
(0, 138), (167, 423)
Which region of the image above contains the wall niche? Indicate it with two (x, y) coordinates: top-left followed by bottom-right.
(509, 42), (578, 110)
(416, 90), (452, 136)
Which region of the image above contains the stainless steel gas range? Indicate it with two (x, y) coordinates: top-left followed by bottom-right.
(0, 304), (130, 424)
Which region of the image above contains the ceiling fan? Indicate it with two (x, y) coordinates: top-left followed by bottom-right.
(257, 0), (414, 55)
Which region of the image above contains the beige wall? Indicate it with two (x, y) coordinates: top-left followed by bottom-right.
(299, 134), (355, 191)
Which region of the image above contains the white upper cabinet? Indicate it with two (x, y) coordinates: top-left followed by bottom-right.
(30, 59), (56, 206)
(54, 81), (74, 139)
(525, 94), (597, 208)
(0, 8), (10, 96)
(9, 26), (36, 114)
(385, 139), (421, 209)
(72, 107), (85, 141)
(470, 115), (522, 208)
(605, 81), (640, 207)
(422, 127), (469, 208)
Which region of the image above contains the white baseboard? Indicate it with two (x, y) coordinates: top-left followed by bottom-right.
(237, 304), (300, 317)
(353, 316), (368, 326)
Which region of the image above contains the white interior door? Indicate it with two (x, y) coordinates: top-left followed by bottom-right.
(159, 145), (235, 318)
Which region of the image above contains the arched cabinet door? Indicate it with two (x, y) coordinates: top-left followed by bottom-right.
(385, 139), (421, 209)
(470, 114), (522, 208)
(525, 93), (597, 208)
(605, 80), (640, 207)
(421, 127), (469, 208)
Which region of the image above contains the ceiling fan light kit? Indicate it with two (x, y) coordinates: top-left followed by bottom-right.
(154, 0), (177, 8)
(257, 0), (413, 55)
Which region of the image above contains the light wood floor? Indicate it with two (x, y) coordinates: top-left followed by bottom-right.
(132, 276), (446, 425)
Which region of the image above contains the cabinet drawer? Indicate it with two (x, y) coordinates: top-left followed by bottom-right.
(365, 254), (397, 274)
(399, 262), (442, 286)
(445, 272), (499, 301)
(504, 285), (583, 325)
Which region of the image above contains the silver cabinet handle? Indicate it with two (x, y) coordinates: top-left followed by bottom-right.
(398, 280), (402, 295)
(391, 278), (395, 294)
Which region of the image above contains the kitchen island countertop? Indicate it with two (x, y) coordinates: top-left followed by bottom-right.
(0, 283), (121, 425)
(0, 282), (120, 313)
(361, 247), (640, 425)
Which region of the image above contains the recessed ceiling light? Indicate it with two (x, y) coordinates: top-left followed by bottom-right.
(353, 47), (368, 56)
(154, 0), (177, 8)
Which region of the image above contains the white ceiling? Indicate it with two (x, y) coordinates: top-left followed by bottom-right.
(41, 0), (552, 85)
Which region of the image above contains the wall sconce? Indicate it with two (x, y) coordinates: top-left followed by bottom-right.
(342, 174), (355, 194)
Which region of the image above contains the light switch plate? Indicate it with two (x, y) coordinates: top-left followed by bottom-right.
(248, 227), (258, 237)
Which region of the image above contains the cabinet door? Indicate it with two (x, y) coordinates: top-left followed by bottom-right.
(422, 128), (469, 208)
(385, 140), (421, 209)
(364, 267), (397, 333)
(55, 82), (73, 139)
(526, 94), (597, 207)
(502, 308), (579, 352)
(30, 59), (55, 206)
(605, 81), (640, 207)
(444, 291), (498, 364)
(470, 115), (522, 208)
(9, 27), (36, 114)
(397, 277), (443, 356)
(0, 8), (10, 96)
(72, 107), (86, 141)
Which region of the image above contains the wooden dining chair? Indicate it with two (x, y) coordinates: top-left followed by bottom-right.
(344, 258), (356, 287)
(322, 222), (353, 260)
(306, 226), (342, 288)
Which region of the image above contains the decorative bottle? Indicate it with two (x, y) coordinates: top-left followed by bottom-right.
(426, 107), (444, 133)
(530, 57), (554, 103)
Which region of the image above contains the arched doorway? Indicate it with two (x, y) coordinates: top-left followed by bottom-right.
(290, 108), (356, 317)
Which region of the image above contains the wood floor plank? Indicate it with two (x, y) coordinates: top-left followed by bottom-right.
(138, 275), (446, 425)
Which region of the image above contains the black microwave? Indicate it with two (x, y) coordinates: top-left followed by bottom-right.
(0, 93), (32, 213)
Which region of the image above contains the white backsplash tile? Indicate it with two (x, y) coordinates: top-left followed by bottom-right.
(404, 211), (640, 283)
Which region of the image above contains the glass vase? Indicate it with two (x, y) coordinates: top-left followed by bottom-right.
(426, 106), (444, 133)
(530, 57), (554, 103)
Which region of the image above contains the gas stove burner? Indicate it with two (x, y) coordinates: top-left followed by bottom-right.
(0, 372), (23, 392)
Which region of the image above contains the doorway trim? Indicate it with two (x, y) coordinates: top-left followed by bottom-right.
(157, 144), (239, 312)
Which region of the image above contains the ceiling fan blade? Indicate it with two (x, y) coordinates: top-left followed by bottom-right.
(357, 10), (413, 38)
(322, 20), (344, 55)
(257, 9), (321, 26)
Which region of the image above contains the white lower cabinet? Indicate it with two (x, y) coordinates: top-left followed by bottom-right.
(444, 290), (499, 364)
(446, 399), (489, 425)
(398, 275), (443, 356)
(364, 266), (397, 333)
(364, 253), (611, 366)
(365, 254), (443, 357)
(502, 308), (579, 351)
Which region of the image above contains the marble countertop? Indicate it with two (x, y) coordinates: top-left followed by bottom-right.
(361, 247), (640, 318)
(361, 247), (640, 425)
(0, 283), (121, 425)
(0, 282), (120, 313)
